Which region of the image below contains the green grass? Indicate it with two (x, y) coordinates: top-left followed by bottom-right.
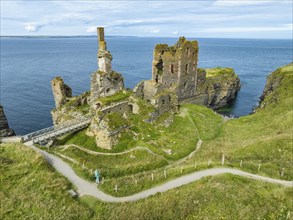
(186, 63), (293, 180)
(3, 143), (291, 219)
(55, 129), (97, 150)
(53, 146), (168, 179)
(98, 91), (131, 106)
(81, 174), (293, 220)
(205, 67), (236, 78)
(0, 143), (94, 219)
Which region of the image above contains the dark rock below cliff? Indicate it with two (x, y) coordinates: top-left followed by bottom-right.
(0, 105), (15, 137)
(189, 68), (241, 109)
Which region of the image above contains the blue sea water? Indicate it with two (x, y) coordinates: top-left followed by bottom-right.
(0, 36), (292, 135)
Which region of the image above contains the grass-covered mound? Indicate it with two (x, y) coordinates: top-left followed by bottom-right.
(0, 143), (93, 219)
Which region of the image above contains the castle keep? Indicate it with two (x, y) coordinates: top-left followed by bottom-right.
(152, 37), (199, 102)
(134, 36), (199, 114)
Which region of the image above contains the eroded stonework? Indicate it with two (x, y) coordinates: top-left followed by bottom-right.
(90, 27), (124, 103)
(134, 37), (199, 114)
(51, 77), (72, 109)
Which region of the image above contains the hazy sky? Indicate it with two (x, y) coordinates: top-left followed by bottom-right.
(1, 0), (292, 39)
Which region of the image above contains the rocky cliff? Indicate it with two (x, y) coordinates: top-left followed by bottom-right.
(258, 63), (292, 110)
(186, 68), (240, 109)
(0, 105), (15, 137)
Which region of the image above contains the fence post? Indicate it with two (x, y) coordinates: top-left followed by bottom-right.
(151, 173), (154, 181)
(240, 160), (243, 168)
(164, 169), (167, 179)
(280, 168), (285, 177)
(258, 163), (261, 172)
(208, 159), (211, 166)
(221, 153), (225, 165)
(194, 162), (197, 170)
(114, 185), (118, 192)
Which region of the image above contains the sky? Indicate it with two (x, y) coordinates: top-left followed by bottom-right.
(1, 0), (292, 39)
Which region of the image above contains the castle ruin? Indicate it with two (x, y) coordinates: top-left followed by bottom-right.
(51, 27), (240, 149)
(134, 36), (200, 114)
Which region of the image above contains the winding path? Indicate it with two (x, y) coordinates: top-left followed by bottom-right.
(61, 144), (165, 158)
(24, 141), (293, 203)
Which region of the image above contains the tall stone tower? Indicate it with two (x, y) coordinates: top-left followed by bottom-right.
(97, 27), (112, 73)
(90, 27), (124, 103)
(152, 37), (199, 102)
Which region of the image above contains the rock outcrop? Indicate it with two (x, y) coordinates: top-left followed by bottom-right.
(0, 105), (15, 137)
(188, 68), (240, 109)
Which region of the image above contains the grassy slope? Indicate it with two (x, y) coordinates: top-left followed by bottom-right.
(82, 174), (292, 220)
(187, 63), (293, 180)
(2, 143), (291, 219)
(0, 143), (94, 219)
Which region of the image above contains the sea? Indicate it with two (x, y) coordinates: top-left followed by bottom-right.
(0, 36), (292, 135)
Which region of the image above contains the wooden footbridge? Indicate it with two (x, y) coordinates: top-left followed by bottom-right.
(21, 116), (92, 145)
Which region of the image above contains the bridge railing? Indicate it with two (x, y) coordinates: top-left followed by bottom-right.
(31, 118), (92, 145)
(22, 115), (92, 144)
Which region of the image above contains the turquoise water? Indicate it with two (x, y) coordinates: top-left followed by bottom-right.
(0, 36), (292, 135)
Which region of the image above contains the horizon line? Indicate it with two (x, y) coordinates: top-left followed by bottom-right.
(0, 35), (292, 40)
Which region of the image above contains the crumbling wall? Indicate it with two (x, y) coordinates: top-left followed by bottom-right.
(87, 118), (122, 149)
(134, 37), (198, 115)
(100, 101), (134, 115)
(90, 71), (124, 102)
(151, 37), (199, 103)
(176, 38), (199, 102)
(51, 77), (72, 109)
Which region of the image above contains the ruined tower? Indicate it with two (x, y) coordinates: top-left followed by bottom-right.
(97, 27), (112, 73)
(51, 77), (72, 109)
(90, 27), (124, 103)
(152, 37), (199, 102)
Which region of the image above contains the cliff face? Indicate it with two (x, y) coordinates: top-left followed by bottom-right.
(186, 68), (240, 109)
(258, 63), (292, 110)
(0, 105), (15, 137)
